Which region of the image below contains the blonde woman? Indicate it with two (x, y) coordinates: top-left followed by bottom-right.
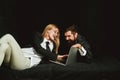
(0, 24), (67, 70)
(32, 24), (67, 64)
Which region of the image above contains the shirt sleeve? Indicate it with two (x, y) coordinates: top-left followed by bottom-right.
(78, 46), (87, 56)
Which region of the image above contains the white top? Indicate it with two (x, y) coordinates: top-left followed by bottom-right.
(22, 38), (54, 67)
(40, 38), (53, 52)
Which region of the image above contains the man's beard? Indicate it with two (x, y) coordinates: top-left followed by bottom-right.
(67, 40), (76, 45)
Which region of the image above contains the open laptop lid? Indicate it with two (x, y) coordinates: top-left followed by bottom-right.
(66, 47), (78, 65)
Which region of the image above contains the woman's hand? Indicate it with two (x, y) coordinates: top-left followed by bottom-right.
(57, 54), (68, 61)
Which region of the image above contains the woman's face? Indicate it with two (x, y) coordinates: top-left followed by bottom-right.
(48, 27), (59, 41)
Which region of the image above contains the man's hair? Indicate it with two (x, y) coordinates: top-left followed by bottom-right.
(65, 24), (78, 33)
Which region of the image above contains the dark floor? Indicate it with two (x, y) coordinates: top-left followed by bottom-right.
(0, 56), (120, 80)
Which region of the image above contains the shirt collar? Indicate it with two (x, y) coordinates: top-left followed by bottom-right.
(43, 38), (52, 43)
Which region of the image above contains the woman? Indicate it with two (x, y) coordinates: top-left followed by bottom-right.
(0, 24), (67, 70)
(32, 24), (67, 64)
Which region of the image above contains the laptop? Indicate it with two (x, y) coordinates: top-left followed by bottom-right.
(49, 47), (78, 66)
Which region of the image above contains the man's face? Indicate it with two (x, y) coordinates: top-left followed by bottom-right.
(64, 31), (77, 43)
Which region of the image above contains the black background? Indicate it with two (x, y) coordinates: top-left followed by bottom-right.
(0, 0), (119, 60)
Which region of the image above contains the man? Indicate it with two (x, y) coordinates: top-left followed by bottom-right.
(64, 25), (93, 63)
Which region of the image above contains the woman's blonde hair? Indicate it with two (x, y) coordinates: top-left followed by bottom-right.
(41, 24), (60, 53)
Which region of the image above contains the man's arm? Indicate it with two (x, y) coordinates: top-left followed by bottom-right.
(77, 35), (93, 63)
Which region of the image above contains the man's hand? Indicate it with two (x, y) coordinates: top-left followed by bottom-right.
(72, 43), (82, 49)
